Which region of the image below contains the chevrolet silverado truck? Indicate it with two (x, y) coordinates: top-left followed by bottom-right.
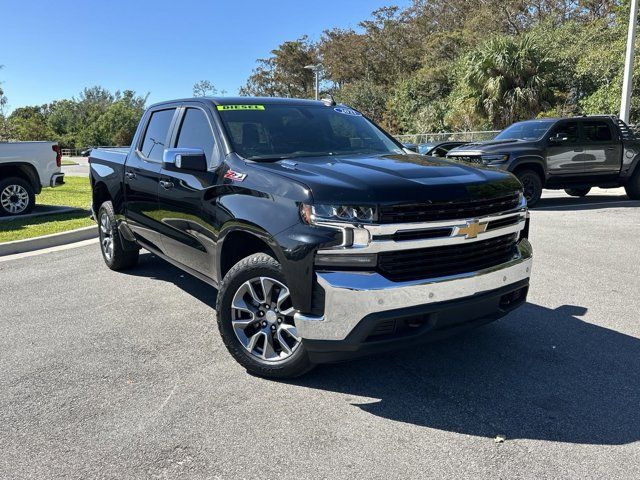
(446, 116), (640, 206)
(89, 97), (533, 378)
(0, 141), (64, 215)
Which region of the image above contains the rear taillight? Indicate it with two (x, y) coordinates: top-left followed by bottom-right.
(52, 145), (62, 167)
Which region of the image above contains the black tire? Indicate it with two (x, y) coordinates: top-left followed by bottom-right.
(515, 169), (543, 207)
(565, 187), (591, 197)
(97, 201), (139, 271)
(625, 168), (640, 200)
(216, 253), (314, 379)
(0, 176), (35, 216)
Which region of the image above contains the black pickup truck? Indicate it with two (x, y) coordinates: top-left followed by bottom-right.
(89, 97), (532, 378)
(446, 116), (640, 206)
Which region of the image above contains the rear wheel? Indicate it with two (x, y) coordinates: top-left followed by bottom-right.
(515, 169), (543, 207)
(625, 168), (640, 200)
(565, 187), (591, 197)
(0, 177), (35, 216)
(216, 253), (314, 379)
(97, 201), (139, 271)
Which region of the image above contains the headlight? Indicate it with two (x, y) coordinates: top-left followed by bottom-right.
(481, 154), (509, 164)
(300, 204), (377, 224)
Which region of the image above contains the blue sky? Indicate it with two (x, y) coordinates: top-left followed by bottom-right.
(2, 0), (411, 111)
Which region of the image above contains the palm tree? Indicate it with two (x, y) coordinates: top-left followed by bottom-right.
(464, 35), (555, 128)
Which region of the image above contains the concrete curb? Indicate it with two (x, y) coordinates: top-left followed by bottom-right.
(0, 226), (97, 257)
(0, 206), (84, 223)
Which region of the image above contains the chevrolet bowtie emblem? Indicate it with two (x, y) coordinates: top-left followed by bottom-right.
(458, 220), (488, 239)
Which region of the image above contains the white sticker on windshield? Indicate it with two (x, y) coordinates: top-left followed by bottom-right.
(334, 107), (362, 116)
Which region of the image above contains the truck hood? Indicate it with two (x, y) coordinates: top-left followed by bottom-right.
(448, 139), (531, 155)
(253, 153), (521, 204)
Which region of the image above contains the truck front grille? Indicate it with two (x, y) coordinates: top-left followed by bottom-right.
(377, 233), (519, 282)
(449, 155), (483, 165)
(379, 193), (520, 223)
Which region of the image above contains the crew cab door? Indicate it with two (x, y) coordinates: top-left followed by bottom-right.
(580, 120), (621, 176)
(545, 120), (582, 176)
(156, 105), (223, 278)
(124, 107), (178, 250)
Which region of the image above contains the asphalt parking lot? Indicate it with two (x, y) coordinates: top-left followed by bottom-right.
(1, 189), (639, 480)
(62, 157), (90, 177)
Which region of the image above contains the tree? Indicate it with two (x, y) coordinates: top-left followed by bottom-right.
(240, 37), (318, 98)
(4, 86), (147, 147)
(336, 79), (390, 128)
(462, 35), (556, 128)
(193, 80), (217, 97)
(7, 105), (54, 141)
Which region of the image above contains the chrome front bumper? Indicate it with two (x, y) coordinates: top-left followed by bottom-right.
(294, 239), (533, 341)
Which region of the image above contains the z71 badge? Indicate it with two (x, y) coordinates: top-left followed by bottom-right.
(224, 170), (247, 182)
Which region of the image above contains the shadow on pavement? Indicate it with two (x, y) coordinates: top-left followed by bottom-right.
(120, 253), (640, 445)
(292, 303), (640, 445)
(533, 194), (639, 211)
(124, 252), (217, 308)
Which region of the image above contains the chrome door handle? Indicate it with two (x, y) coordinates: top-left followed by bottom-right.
(159, 180), (174, 189)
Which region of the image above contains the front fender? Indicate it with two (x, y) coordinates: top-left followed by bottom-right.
(507, 155), (547, 177)
(214, 192), (340, 312)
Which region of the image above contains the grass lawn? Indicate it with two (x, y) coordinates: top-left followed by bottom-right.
(38, 176), (92, 209)
(0, 177), (94, 243)
(61, 159), (79, 166)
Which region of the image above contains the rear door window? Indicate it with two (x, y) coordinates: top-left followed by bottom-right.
(140, 109), (176, 162)
(582, 121), (613, 143)
(175, 108), (216, 164)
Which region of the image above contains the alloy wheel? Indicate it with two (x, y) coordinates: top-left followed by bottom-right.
(99, 211), (114, 261)
(230, 276), (301, 362)
(0, 184), (29, 214)
(521, 177), (536, 202)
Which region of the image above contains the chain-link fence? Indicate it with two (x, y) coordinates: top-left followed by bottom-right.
(395, 131), (500, 145)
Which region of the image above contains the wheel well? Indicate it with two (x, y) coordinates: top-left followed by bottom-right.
(92, 181), (111, 211)
(0, 164), (40, 193)
(220, 231), (277, 279)
(512, 163), (545, 184)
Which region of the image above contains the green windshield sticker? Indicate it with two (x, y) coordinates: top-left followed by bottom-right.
(217, 105), (265, 111)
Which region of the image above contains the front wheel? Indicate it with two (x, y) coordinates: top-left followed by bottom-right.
(216, 253), (314, 379)
(565, 187), (591, 197)
(515, 170), (543, 207)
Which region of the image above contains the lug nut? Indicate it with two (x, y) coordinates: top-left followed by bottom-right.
(262, 321), (267, 327)
(271, 325), (276, 331)
(258, 311), (264, 317)
(277, 318), (283, 324)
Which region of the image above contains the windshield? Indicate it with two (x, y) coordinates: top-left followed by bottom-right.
(494, 119), (556, 141)
(216, 104), (404, 160)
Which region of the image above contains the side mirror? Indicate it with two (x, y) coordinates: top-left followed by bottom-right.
(163, 148), (207, 172)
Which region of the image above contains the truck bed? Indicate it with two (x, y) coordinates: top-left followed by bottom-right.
(90, 147), (129, 166)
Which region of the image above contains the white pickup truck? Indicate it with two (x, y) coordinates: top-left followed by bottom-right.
(0, 141), (64, 216)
